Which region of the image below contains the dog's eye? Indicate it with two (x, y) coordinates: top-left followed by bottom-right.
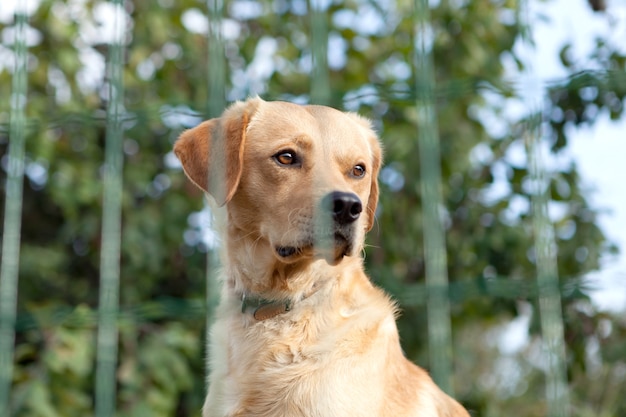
(351, 165), (366, 178)
(351, 164), (366, 178)
(273, 150), (299, 166)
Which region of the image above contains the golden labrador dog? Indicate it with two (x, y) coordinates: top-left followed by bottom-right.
(174, 97), (469, 417)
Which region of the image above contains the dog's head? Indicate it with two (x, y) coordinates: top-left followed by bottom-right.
(174, 97), (382, 266)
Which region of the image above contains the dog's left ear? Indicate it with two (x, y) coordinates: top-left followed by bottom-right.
(346, 112), (383, 232)
(174, 97), (262, 206)
(365, 134), (382, 231)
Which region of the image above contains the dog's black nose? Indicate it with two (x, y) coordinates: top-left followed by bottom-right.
(322, 191), (362, 225)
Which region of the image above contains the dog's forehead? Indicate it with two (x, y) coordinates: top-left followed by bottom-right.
(249, 101), (318, 135)
(248, 101), (373, 153)
(305, 105), (370, 137)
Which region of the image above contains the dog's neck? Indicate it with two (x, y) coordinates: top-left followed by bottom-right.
(222, 223), (351, 310)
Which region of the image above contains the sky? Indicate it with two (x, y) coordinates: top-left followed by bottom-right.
(524, 0), (626, 312)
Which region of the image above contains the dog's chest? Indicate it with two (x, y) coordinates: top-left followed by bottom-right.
(207, 313), (389, 417)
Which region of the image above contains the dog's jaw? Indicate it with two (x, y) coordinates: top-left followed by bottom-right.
(222, 223), (357, 299)
(274, 229), (357, 267)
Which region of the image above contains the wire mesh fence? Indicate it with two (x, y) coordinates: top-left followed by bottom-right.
(1, 0), (625, 416)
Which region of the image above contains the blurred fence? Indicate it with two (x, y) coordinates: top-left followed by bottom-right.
(2, 0), (622, 416)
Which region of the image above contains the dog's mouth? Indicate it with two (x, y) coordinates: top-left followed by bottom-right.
(275, 232), (353, 266)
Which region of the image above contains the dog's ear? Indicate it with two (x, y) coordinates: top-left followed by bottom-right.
(174, 98), (261, 206)
(345, 112), (383, 231)
(365, 134), (382, 231)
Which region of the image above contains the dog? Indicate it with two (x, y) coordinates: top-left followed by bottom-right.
(174, 97), (469, 417)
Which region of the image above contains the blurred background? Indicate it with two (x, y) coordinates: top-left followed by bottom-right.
(1, 0), (625, 416)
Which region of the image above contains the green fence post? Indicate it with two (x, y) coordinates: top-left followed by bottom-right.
(413, 0), (455, 395)
(0, 9), (29, 416)
(95, 1), (126, 416)
(517, 0), (571, 412)
(207, 0), (226, 119)
(526, 113), (571, 417)
(205, 0), (226, 362)
(310, 0), (330, 105)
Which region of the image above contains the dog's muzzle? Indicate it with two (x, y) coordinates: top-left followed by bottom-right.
(276, 191), (362, 264)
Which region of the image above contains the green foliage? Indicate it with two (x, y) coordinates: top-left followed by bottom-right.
(11, 305), (204, 417)
(1, 0), (625, 415)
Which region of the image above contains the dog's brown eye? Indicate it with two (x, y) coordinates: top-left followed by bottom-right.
(351, 165), (366, 178)
(274, 150), (299, 166)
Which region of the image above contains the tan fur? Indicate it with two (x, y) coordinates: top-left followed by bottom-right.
(174, 97), (470, 417)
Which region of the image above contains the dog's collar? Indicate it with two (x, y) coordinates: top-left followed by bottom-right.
(240, 281), (327, 321)
(241, 294), (293, 321)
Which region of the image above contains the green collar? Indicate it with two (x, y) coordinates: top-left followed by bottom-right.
(240, 280), (328, 321)
(241, 294), (293, 321)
